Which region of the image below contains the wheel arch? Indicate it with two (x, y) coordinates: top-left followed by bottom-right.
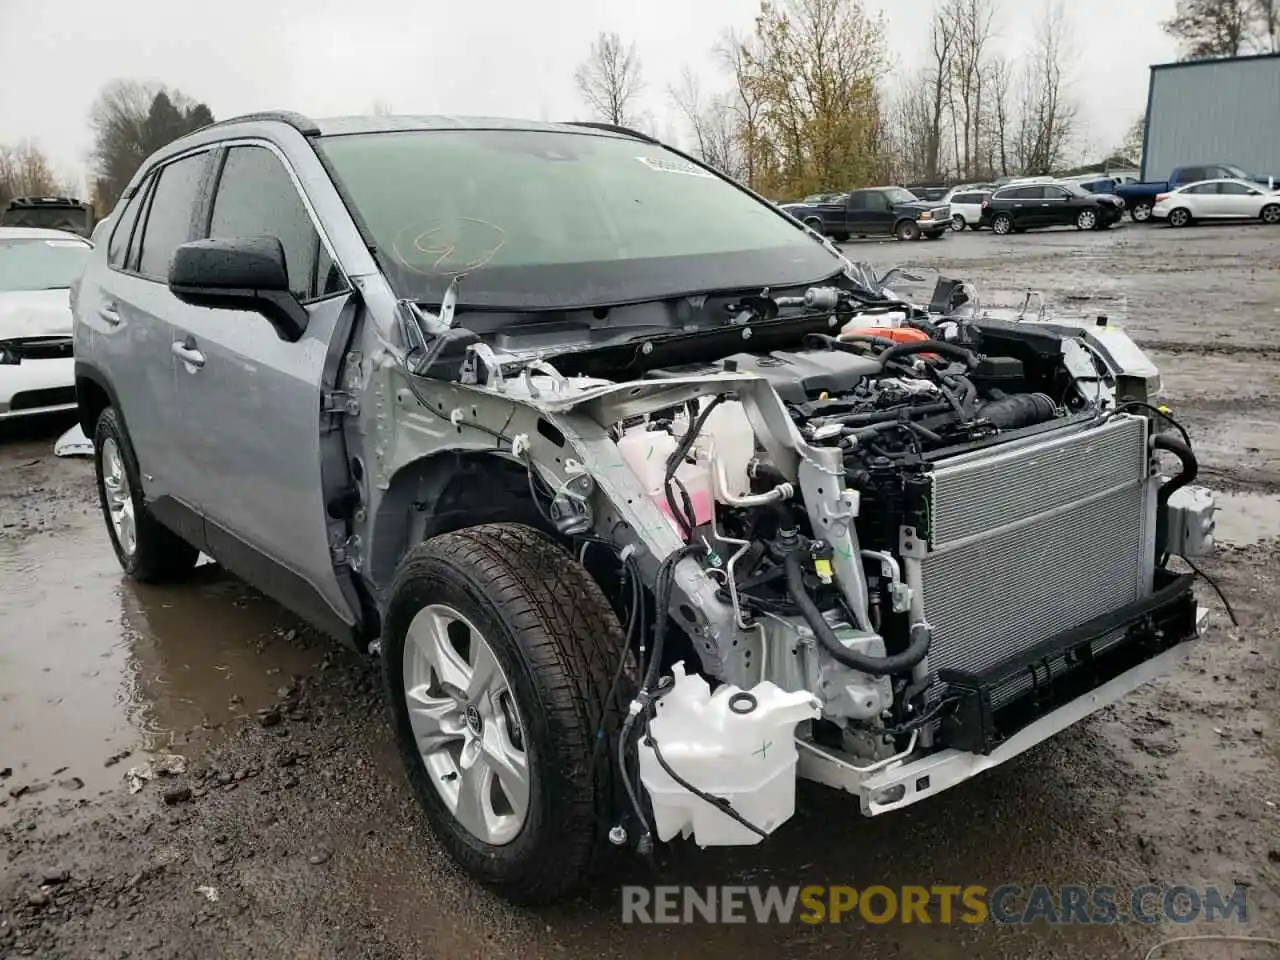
(74, 360), (120, 439)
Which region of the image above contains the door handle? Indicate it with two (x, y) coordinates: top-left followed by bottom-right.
(98, 303), (121, 326)
(172, 339), (206, 368)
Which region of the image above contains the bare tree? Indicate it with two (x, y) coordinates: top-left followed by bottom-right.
(948, 0), (997, 180)
(370, 100), (394, 115)
(1163, 0), (1254, 56)
(1118, 114), (1146, 165)
(1012, 1), (1077, 174)
(925, 4), (957, 180)
(717, 28), (767, 188)
(573, 32), (645, 127)
(1256, 0), (1280, 50)
(0, 141), (70, 206)
(667, 67), (742, 177)
(987, 54), (1013, 176)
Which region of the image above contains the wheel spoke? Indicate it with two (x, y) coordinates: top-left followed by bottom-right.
(408, 610), (473, 696)
(452, 747), (495, 839)
(466, 638), (502, 703)
(405, 684), (465, 754)
(481, 723), (530, 823)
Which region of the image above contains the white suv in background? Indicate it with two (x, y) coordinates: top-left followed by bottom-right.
(940, 185), (993, 231)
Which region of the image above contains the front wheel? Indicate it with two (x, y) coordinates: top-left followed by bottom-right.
(1261, 203), (1280, 225)
(1076, 208), (1099, 230)
(93, 407), (199, 582)
(991, 213), (1013, 235)
(896, 220), (921, 241)
(950, 215), (966, 231)
(382, 523), (629, 905)
(1130, 201), (1153, 223)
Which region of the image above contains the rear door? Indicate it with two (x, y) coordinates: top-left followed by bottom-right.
(167, 141), (355, 632)
(76, 150), (214, 536)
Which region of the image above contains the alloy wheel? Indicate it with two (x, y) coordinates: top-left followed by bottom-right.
(402, 603), (529, 845)
(100, 437), (137, 559)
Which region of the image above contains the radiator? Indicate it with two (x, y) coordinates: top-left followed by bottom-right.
(917, 415), (1153, 701)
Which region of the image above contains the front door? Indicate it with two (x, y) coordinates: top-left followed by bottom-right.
(168, 143), (356, 633)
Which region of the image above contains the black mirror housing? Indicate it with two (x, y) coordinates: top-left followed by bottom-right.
(168, 236), (308, 342)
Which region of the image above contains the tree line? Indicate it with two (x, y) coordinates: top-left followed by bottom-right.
(0, 80), (214, 214)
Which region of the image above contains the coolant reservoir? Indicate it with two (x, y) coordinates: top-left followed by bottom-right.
(637, 662), (821, 846)
(702, 400), (755, 501)
(617, 427), (714, 531)
(842, 310), (907, 331)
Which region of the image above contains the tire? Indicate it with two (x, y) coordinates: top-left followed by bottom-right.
(991, 213), (1013, 235)
(1261, 203), (1280, 225)
(1076, 208), (1098, 231)
(1168, 207), (1191, 228)
(950, 215), (966, 232)
(803, 217), (823, 234)
(923, 231), (944, 240)
(93, 406), (199, 582)
(895, 220), (921, 241)
(1130, 201), (1152, 223)
(382, 523), (629, 905)
(832, 232), (850, 243)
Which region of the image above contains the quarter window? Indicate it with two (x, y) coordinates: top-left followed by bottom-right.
(107, 178), (150, 270)
(208, 145), (344, 302)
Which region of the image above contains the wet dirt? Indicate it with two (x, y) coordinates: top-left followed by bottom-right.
(2, 224), (1279, 959)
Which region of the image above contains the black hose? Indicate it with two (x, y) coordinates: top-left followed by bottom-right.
(1153, 433), (1198, 510)
(828, 400), (953, 426)
(805, 332), (896, 352)
(783, 549), (930, 676)
(878, 339), (979, 370)
(664, 396), (725, 539)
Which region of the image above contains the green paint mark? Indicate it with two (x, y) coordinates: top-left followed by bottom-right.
(753, 740), (773, 760)
(832, 543), (853, 559)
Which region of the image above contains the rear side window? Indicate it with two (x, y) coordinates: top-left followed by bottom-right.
(208, 145), (343, 302)
(107, 178), (150, 269)
(954, 193), (980, 204)
(847, 191), (867, 210)
(1184, 183), (1215, 195)
(136, 153), (209, 280)
(1217, 181), (1254, 195)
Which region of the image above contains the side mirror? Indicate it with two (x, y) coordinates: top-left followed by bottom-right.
(168, 236), (308, 342)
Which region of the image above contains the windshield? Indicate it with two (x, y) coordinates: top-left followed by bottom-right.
(883, 187), (919, 205)
(0, 237), (92, 292)
(318, 128), (840, 309)
(1, 205), (93, 238)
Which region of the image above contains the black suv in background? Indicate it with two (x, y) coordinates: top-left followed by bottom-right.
(980, 182), (1125, 235)
(784, 186), (951, 242)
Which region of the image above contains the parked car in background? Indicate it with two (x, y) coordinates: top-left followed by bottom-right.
(786, 186), (950, 241)
(903, 182), (949, 201)
(0, 227), (92, 420)
(1151, 178), (1280, 227)
(1, 197), (96, 239)
(940, 185), (993, 230)
(1070, 176), (1119, 195)
(980, 181), (1126, 235)
(1116, 164), (1280, 222)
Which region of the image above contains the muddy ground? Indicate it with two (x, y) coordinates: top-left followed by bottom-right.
(2, 222), (1279, 960)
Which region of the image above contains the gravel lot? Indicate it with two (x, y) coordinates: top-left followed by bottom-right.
(2, 222), (1279, 959)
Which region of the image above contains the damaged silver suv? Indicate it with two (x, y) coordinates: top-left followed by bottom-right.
(72, 112), (1218, 904)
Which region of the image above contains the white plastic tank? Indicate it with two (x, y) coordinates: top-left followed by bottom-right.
(616, 427), (714, 530)
(702, 400), (756, 501)
(637, 662), (821, 846)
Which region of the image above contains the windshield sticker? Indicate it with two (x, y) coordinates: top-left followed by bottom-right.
(635, 156), (716, 179)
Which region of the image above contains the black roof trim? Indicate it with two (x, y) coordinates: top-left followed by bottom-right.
(564, 121), (657, 143)
(193, 110), (322, 137)
(1151, 51), (1280, 71)
(4, 196), (88, 207)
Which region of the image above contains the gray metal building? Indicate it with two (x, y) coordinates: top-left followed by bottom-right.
(1140, 52), (1280, 181)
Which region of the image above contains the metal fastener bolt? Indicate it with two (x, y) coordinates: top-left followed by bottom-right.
(608, 825), (628, 846)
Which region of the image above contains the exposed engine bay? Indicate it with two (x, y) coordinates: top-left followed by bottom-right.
(398, 264), (1216, 851)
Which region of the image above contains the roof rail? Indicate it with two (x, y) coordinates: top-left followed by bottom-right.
(565, 121), (657, 143)
(194, 110), (322, 137)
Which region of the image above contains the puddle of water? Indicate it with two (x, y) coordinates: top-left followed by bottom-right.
(1213, 491), (1280, 546)
(0, 516), (320, 820)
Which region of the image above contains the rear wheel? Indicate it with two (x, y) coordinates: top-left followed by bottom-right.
(1130, 201), (1153, 223)
(832, 232), (850, 243)
(895, 220), (921, 241)
(382, 523), (629, 905)
(1076, 208), (1099, 230)
(1261, 203), (1280, 225)
(1167, 207), (1191, 228)
(991, 213), (1013, 235)
(93, 407), (199, 582)
(803, 217), (823, 234)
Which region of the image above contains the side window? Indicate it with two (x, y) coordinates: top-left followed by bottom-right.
(867, 192), (890, 211)
(136, 153), (209, 280)
(1184, 183), (1214, 195)
(1217, 181), (1251, 195)
(1180, 167), (1205, 183)
(107, 178), (150, 269)
(847, 191), (867, 210)
(1044, 186), (1069, 199)
(208, 145), (343, 302)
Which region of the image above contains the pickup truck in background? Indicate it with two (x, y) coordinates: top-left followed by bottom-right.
(1116, 164), (1279, 222)
(1, 197), (96, 239)
(779, 186), (951, 241)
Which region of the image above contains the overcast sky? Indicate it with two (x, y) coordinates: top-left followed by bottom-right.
(1, 0), (1179, 195)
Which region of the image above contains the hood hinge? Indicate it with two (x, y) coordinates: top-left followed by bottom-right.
(322, 389), (360, 418)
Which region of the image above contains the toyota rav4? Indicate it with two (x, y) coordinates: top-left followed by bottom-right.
(72, 112), (1216, 905)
